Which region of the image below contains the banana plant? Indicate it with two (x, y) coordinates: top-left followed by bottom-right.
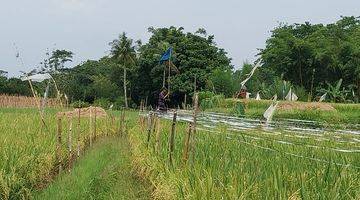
(317, 79), (350, 102)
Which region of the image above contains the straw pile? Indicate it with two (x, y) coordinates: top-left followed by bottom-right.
(58, 106), (107, 118)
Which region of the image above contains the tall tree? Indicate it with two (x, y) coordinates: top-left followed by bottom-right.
(109, 32), (137, 108)
(136, 26), (232, 106)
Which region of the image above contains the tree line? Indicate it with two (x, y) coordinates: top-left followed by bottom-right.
(1, 16), (359, 108)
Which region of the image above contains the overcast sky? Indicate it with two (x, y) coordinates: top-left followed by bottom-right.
(1, 0), (359, 77)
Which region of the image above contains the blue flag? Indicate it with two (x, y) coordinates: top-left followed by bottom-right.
(159, 47), (172, 64)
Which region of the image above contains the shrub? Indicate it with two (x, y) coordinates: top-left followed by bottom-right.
(71, 100), (90, 108)
(93, 98), (112, 109)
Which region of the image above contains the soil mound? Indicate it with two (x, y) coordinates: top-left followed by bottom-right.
(58, 106), (107, 118)
(278, 102), (336, 111)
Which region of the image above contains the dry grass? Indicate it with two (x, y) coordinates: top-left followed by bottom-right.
(0, 94), (60, 108)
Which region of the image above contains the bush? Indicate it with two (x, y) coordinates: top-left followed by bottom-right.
(198, 91), (225, 110)
(113, 97), (125, 110)
(93, 98), (112, 109)
(71, 100), (90, 108)
(230, 102), (245, 117)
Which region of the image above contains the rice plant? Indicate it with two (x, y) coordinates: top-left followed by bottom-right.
(0, 108), (120, 199)
(129, 114), (360, 199)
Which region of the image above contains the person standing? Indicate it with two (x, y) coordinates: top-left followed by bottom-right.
(158, 87), (168, 112)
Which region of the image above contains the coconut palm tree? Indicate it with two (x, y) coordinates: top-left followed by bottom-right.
(109, 32), (137, 108)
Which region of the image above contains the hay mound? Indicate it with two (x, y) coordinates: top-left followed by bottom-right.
(58, 106), (107, 118)
(278, 102), (336, 111)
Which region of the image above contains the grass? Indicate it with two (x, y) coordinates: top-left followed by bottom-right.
(129, 114), (360, 199)
(35, 136), (150, 200)
(0, 107), (120, 199)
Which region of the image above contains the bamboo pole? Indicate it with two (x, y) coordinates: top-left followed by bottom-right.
(68, 116), (73, 172)
(57, 115), (63, 174)
(146, 113), (153, 147)
(89, 107), (92, 147)
(94, 108), (97, 141)
(77, 108), (81, 157)
(121, 109), (125, 136)
(169, 110), (177, 166)
(182, 122), (192, 163)
(155, 116), (161, 154)
(190, 93), (199, 164)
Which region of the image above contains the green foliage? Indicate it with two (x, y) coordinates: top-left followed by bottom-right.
(71, 100), (90, 108)
(209, 69), (236, 97)
(317, 79), (352, 102)
(198, 91), (225, 110)
(231, 102), (245, 117)
(0, 71), (31, 95)
(40, 49), (74, 73)
(93, 98), (112, 109)
(92, 75), (119, 100)
(260, 16), (360, 102)
(135, 26), (232, 105)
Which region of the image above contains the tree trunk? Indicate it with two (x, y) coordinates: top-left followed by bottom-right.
(124, 67), (128, 108)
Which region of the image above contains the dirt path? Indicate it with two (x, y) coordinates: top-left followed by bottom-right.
(35, 136), (150, 200)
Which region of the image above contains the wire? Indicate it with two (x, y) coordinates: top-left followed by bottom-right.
(196, 127), (360, 169)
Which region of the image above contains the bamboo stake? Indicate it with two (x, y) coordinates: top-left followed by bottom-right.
(182, 122), (192, 163)
(94, 108), (97, 141)
(121, 109), (125, 136)
(57, 116), (63, 174)
(169, 110), (177, 166)
(190, 93), (199, 164)
(77, 108), (81, 157)
(89, 107), (92, 147)
(155, 116), (161, 154)
(146, 113), (153, 147)
(68, 116), (73, 172)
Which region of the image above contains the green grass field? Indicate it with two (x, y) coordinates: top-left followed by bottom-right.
(35, 136), (150, 200)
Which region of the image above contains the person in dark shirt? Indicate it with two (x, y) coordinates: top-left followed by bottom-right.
(158, 87), (168, 112)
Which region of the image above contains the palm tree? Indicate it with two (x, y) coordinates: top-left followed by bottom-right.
(109, 32), (137, 108)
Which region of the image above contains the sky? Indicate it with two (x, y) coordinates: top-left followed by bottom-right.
(1, 0), (359, 77)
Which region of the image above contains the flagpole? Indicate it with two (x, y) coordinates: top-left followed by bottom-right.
(168, 48), (171, 95)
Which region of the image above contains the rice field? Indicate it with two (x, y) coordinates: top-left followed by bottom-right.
(1, 105), (359, 199)
(129, 111), (360, 199)
(0, 107), (122, 199)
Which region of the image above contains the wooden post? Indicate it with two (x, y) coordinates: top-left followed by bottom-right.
(77, 108), (81, 157)
(121, 109), (125, 136)
(155, 116), (161, 154)
(57, 116), (63, 174)
(169, 111), (177, 166)
(94, 108), (97, 140)
(68, 116), (73, 171)
(146, 113), (153, 147)
(190, 93), (198, 164)
(182, 122), (192, 163)
(89, 107), (92, 147)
